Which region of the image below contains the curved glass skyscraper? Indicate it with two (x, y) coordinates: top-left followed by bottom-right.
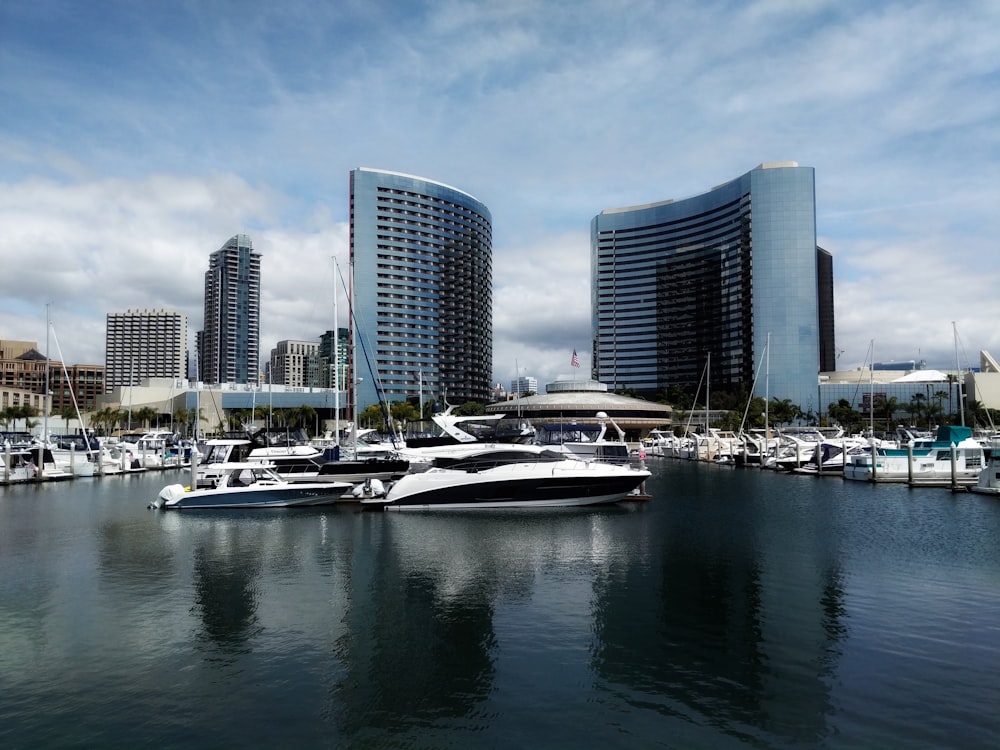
(350, 168), (493, 411)
(591, 162), (832, 413)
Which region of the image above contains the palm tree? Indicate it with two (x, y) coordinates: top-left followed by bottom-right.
(298, 404), (317, 436)
(58, 405), (77, 434)
(931, 390), (948, 424)
(946, 374), (958, 419)
(910, 393), (926, 427)
(134, 406), (158, 430)
(228, 409), (248, 431)
(878, 396), (900, 432)
(768, 398), (801, 428)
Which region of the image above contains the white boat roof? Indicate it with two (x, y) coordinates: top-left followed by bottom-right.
(891, 369), (950, 382)
(202, 462), (275, 470)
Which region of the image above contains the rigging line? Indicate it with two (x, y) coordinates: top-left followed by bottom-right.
(48, 323), (93, 457)
(739, 340), (768, 435)
(335, 263), (398, 446)
(683, 355), (709, 437)
(850, 339), (875, 413)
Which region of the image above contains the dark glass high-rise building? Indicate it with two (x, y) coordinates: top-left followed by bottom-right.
(199, 234), (261, 385)
(591, 162), (834, 413)
(349, 168), (492, 410)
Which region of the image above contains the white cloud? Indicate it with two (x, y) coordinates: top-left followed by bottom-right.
(1, 0), (998, 398)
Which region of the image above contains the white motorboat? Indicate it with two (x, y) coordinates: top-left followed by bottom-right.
(843, 425), (985, 485)
(1, 444), (75, 483)
(362, 448), (650, 510)
(641, 429), (678, 457)
(789, 435), (871, 475)
(152, 463), (352, 510)
(195, 435), (409, 487)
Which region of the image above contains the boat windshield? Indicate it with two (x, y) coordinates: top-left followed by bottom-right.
(537, 424), (602, 445)
(435, 449), (565, 471)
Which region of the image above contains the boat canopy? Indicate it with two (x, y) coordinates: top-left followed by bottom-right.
(935, 425), (973, 443)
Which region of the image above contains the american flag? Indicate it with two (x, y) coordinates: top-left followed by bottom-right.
(571, 349), (580, 368)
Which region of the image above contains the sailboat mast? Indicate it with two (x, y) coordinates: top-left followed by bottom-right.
(705, 351), (710, 432)
(953, 321), (964, 426)
(44, 303), (50, 443)
(333, 257), (340, 444)
(765, 333), (770, 438)
(869, 339), (875, 434)
(348, 253), (358, 446)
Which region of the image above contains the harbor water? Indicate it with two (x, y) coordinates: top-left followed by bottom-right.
(2, 461), (999, 749)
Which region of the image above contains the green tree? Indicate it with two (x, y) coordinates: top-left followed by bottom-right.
(134, 406), (158, 430)
(768, 398), (801, 428)
(743, 396), (768, 429)
(228, 409), (248, 431)
(660, 385), (694, 411)
(878, 396), (900, 432)
(453, 401), (485, 416)
(827, 399), (863, 433)
(59, 404), (77, 433)
(965, 399), (987, 429)
(298, 404), (317, 436)
(933, 390), (949, 424)
(359, 404), (386, 429)
(390, 401), (419, 425)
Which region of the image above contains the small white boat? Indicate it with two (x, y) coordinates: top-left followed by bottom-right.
(1, 445), (75, 483)
(152, 463), (351, 510)
(195, 435), (409, 487)
(363, 448), (650, 510)
(968, 438), (1000, 496)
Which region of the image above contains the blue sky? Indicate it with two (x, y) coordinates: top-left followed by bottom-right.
(1, 0), (998, 391)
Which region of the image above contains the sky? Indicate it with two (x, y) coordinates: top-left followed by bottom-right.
(1, 0), (998, 393)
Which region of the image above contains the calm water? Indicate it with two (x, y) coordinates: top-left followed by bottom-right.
(2, 461), (999, 749)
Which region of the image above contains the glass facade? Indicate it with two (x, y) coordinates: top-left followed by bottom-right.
(592, 163), (830, 413)
(350, 169), (492, 411)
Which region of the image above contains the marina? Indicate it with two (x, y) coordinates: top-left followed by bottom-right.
(2, 459), (998, 747)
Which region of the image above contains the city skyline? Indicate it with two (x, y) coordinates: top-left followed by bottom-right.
(1, 1), (998, 389)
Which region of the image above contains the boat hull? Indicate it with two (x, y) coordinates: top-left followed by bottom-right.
(368, 462), (650, 510)
(159, 482), (349, 510)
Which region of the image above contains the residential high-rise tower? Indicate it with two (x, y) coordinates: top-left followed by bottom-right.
(199, 234), (261, 385)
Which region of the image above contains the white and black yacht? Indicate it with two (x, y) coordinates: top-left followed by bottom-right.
(361, 447), (650, 510)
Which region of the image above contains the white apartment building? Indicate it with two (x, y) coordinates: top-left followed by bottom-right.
(105, 309), (187, 390)
(510, 376), (538, 396)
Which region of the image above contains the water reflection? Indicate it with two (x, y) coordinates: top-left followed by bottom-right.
(590, 465), (850, 745)
(192, 544), (263, 657)
(3, 465), (1000, 746)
